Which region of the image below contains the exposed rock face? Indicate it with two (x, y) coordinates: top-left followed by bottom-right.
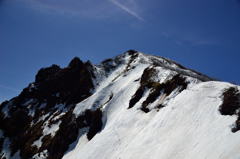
(0, 57), (96, 159)
(35, 64), (61, 87)
(220, 87), (240, 132)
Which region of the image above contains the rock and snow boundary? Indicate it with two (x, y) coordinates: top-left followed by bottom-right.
(0, 50), (240, 159)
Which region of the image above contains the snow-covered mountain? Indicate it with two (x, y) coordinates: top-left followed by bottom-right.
(1, 50), (240, 159)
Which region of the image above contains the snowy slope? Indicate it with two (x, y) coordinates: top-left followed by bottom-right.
(67, 81), (240, 159)
(63, 52), (240, 159)
(1, 50), (240, 159)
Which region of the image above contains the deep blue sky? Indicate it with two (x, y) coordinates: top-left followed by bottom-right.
(1, 0), (240, 103)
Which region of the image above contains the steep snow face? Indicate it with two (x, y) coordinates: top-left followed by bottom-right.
(67, 80), (240, 159)
(65, 51), (240, 159)
(1, 50), (240, 159)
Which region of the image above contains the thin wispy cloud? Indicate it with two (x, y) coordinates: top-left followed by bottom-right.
(183, 34), (214, 46)
(164, 29), (216, 46)
(109, 0), (145, 23)
(160, 32), (169, 38)
(175, 40), (182, 46)
(21, 0), (114, 19)
(21, 0), (146, 22)
(0, 85), (21, 92)
(158, 30), (192, 52)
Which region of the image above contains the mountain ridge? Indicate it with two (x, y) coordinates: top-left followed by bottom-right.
(1, 50), (240, 159)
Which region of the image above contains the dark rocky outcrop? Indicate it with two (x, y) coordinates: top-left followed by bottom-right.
(127, 49), (138, 56)
(128, 67), (156, 109)
(220, 87), (240, 132)
(35, 64), (61, 87)
(34, 57), (93, 106)
(141, 74), (188, 112)
(129, 66), (189, 113)
(0, 57), (96, 159)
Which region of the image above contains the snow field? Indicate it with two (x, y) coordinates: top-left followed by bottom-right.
(65, 61), (240, 159)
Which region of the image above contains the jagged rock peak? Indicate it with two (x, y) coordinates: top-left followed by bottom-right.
(126, 49), (138, 56)
(68, 56), (84, 68)
(85, 60), (94, 68)
(35, 64), (61, 86)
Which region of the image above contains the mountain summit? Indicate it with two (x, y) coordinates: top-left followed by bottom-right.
(1, 50), (240, 159)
